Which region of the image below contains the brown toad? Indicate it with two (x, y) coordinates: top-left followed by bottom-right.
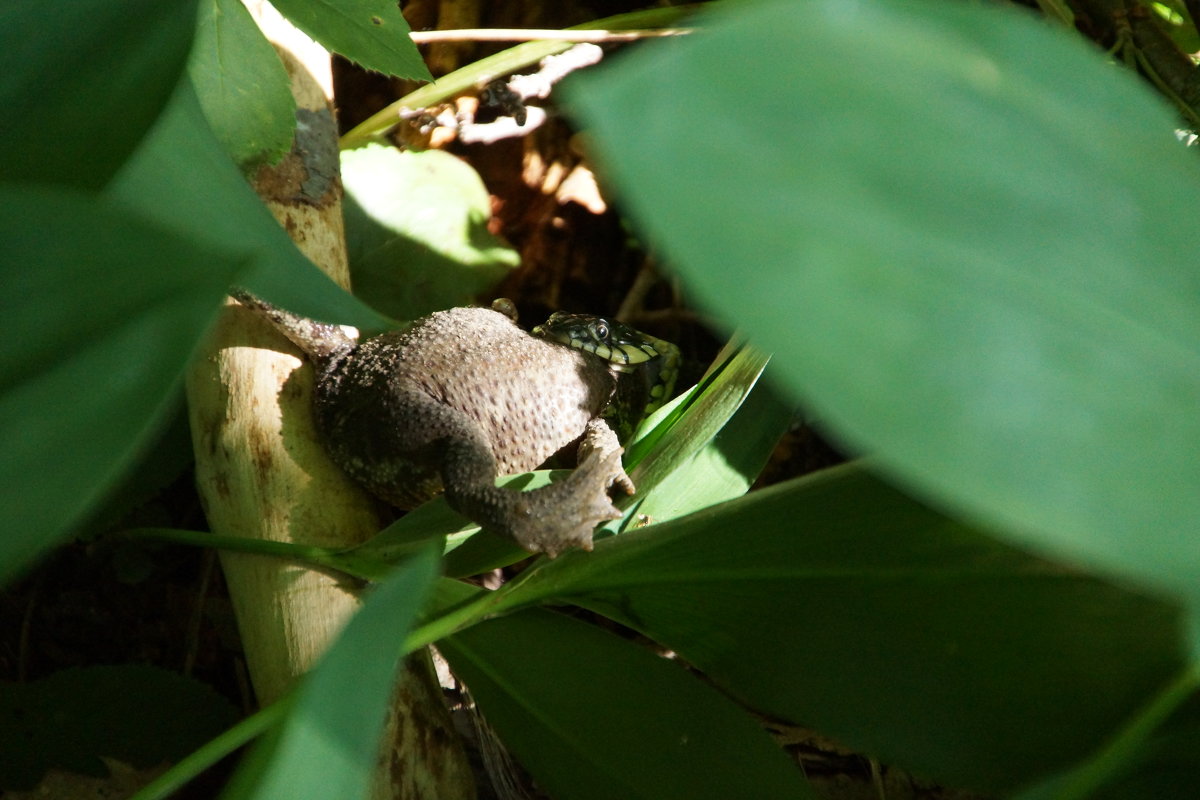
(235, 293), (676, 556)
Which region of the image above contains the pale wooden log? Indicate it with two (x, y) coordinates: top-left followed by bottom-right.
(186, 4), (475, 797)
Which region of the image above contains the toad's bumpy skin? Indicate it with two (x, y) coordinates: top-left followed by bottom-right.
(316, 307), (631, 555)
(235, 293), (634, 557)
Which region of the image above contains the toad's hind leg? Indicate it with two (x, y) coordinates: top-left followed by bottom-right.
(437, 418), (629, 558)
(321, 384), (629, 556)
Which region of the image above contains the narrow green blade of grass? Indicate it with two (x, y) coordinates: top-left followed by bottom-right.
(626, 347), (791, 524)
(439, 607), (814, 800)
(566, 0), (1200, 610)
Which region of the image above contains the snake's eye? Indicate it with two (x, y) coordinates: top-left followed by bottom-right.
(594, 322), (609, 341)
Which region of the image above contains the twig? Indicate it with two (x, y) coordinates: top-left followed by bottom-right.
(339, 5), (699, 149)
(445, 44), (605, 144)
(616, 259), (665, 322)
(411, 27), (693, 44)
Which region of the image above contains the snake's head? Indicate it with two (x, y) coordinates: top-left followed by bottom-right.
(533, 312), (661, 373)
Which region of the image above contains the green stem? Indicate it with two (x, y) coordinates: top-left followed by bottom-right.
(339, 5), (699, 150)
(119, 527), (342, 568)
(127, 697), (290, 800)
(1047, 662), (1200, 800)
(403, 581), (526, 653)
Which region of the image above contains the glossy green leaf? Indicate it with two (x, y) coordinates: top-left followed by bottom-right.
(567, 0), (1200, 604)
(342, 145), (518, 320)
(439, 607), (813, 800)
(0, 185), (244, 582)
(632, 373), (791, 524)
(190, 0), (295, 168)
(270, 0), (430, 80)
(0, 0), (196, 189)
(108, 81), (391, 333)
(624, 346), (784, 523)
(0, 665), (237, 791)
(225, 544), (440, 800)
(500, 465), (1186, 793)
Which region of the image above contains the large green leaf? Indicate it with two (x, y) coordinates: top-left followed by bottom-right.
(223, 544), (441, 800)
(0, 0), (196, 189)
(190, 0), (296, 168)
(0, 185), (244, 582)
(108, 81), (391, 333)
(439, 605), (813, 800)
(566, 0), (1200, 606)
(270, 0), (430, 81)
(499, 465), (1186, 793)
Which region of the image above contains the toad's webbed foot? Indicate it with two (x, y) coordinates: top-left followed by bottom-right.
(441, 432), (633, 557)
(506, 446), (630, 556)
